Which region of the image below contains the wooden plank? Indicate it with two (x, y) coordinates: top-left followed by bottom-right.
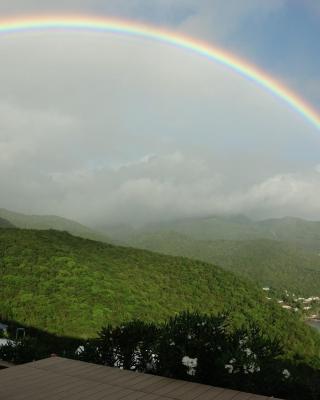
(231, 392), (258, 400)
(0, 357), (285, 400)
(124, 373), (167, 391)
(132, 376), (181, 394)
(108, 370), (162, 388)
(116, 390), (152, 400)
(209, 389), (242, 399)
(170, 382), (214, 400)
(0, 360), (14, 368)
(191, 387), (229, 400)
(148, 379), (189, 396)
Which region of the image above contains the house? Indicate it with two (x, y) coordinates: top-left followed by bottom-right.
(0, 356), (284, 399)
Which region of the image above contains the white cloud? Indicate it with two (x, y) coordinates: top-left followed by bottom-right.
(175, 0), (286, 41)
(35, 153), (320, 225)
(0, 30), (319, 224)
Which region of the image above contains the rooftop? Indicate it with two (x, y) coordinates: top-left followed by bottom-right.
(0, 357), (283, 400)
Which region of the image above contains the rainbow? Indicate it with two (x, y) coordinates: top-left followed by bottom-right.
(0, 15), (319, 130)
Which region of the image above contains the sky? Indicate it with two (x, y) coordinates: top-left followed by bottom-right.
(0, 0), (320, 226)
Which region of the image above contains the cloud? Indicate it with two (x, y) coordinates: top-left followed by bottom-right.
(0, 0), (287, 40)
(175, 0), (286, 41)
(0, 29), (319, 225)
(20, 151), (320, 225)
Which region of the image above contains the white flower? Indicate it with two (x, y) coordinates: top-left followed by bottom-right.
(182, 356), (198, 368)
(146, 353), (158, 371)
(187, 368), (196, 376)
(244, 348), (252, 356)
(182, 356), (198, 376)
(225, 364), (234, 374)
(75, 345), (84, 355)
(282, 369), (291, 379)
(243, 363), (260, 374)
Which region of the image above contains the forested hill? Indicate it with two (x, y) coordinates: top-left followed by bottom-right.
(0, 217), (15, 228)
(120, 231), (320, 296)
(0, 208), (110, 243)
(0, 228), (319, 359)
(104, 214), (320, 248)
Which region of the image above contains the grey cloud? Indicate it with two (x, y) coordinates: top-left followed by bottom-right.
(175, 0), (286, 41)
(28, 153), (320, 225)
(0, 0), (287, 39)
(0, 27), (319, 225)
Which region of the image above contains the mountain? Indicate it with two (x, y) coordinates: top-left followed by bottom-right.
(120, 231), (320, 296)
(104, 214), (320, 248)
(0, 228), (319, 360)
(0, 217), (15, 228)
(0, 208), (110, 243)
(98, 214), (320, 297)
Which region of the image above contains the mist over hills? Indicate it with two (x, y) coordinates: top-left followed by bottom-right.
(99, 214), (320, 296)
(3, 208), (320, 246)
(0, 217), (15, 228)
(2, 208), (320, 296)
(119, 232), (320, 296)
(102, 214), (320, 247)
(0, 208), (110, 243)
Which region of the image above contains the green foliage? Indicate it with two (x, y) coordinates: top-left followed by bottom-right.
(0, 313), (319, 399)
(74, 312), (320, 400)
(0, 228), (319, 358)
(120, 231), (320, 296)
(0, 321), (81, 364)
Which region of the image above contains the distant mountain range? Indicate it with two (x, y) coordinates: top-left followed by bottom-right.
(2, 209), (320, 296)
(0, 208), (110, 243)
(102, 214), (320, 247)
(100, 215), (320, 296)
(115, 232), (320, 296)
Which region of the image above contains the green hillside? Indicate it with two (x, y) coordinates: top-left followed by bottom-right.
(0, 208), (110, 243)
(122, 231), (320, 296)
(0, 228), (319, 360)
(0, 217), (15, 228)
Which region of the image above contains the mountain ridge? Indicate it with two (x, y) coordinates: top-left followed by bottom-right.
(0, 208), (111, 243)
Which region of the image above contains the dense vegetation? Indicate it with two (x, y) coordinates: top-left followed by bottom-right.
(79, 313), (320, 400)
(122, 231), (320, 296)
(0, 228), (319, 359)
(1, 313), (319, 400)
(103, 215), (320, 297)
(3, 209), (320, 296)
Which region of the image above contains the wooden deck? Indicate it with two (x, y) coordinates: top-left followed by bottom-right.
(0, 360), (14, 369)
(0, 357), (283, 399)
